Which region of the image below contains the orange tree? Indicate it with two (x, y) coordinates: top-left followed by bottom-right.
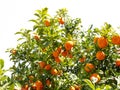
(7, 8), (120, 90)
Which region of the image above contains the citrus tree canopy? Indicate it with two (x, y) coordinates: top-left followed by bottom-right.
(7, 8), (120, 90)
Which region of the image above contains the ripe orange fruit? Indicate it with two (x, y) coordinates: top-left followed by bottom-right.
(46, 79), (51, 86)
(29, 75), (34, 80)
(74, 84), (81, 90)
(32, 83), (36, 90)
(90, 73), (101, 83)
(54, 57), (61, 63)
(68, 53), (73, 58)
(56, 46), (62, 53)
(35, 80), (43, 90)
(93, 37), (99, 43)
(34, 35), (40, 40)
(111, 35), (120, 45)
(96, 51), (105, 60)
(39, 61), (46, 69)
(21, 85), (28, 90)
(61, 50), (68, 57)
(44, 20), (50, 27)
(115, 59), (120, 67)
(51, 68), (58, 75)
(57, 70), (63, 76)
(52, 51), (59, 57)
(65, 41), (74, 51)
(70, 86), (75, 90)
(11, 49), (17, 55)
(59, 18), (64, 24)
(79, 57), (86, 63)
(97, 37), (108, 48)
(84, 63), (95, 73)
(44, 64), (51, 70)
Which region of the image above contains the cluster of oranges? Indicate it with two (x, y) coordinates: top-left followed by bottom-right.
(21, 80), (44, 90)
(94, 36), (120, 66)
(44, 18), (64, 27)
(52, 41), (74, 63)
(69, 84), (81, 90)
(83, 35), (120, 84)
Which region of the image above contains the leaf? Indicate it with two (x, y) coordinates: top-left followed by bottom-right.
(0, 76), (7, 81)
(0, 59), (4, 69)
(96, 88), (101, 90)
(9, 83), (14, 90)
(15, 31), (23, 35)
(83, 79), (95, 90)
(104, 85), (112, 90)
(29, 19), (39, 24)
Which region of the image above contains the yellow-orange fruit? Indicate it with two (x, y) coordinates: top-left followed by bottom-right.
(65, 41), (74, 50)
(44, 64), (51, 70)
(96, 51), (105, 60)
(52, 51), (59, 57)
(51, 68), (58, 75)
(70, 86), (75, 90)
(39, 61), (46, 69)
(115, 59), (120, 67)
(84, 63), (95, 73)
(44, 20), (50, 27)
(90, 73), (101, 83)
(97, 37), (108, 48)
(111, 35), (120, 45)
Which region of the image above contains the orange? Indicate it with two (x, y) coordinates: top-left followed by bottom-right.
(35, 80), (43, 90)
(70, 86), (75, 90)
(115, 59), (120, 67)
(46, 79), (51, 86)
(44, 20), (50, 27)
(34, 35), (40, 40)
(93, 37), (99, 43)
(11, 49), (17, 55)
(97, 37), (108, 48)
(54, 57), (61, 63)
(74, 84), (81, 90)
(65, 41), (74, 50)
(59, 18), (64, 24)
(57, 70), (63, 76)
(96, 51), (105, 61)
(21, 85), (28, 90)
(52, 51), (59, 57)
(90, 73), (101, 83)
(44, 64), (51, 70)
(39, 61), (46, 69)
(32, 83), (36, 90)
(111, 35), (120, 45)
(79, 57), (86, 63)
(56, 46), (62, 53)
(51, 68), (58, 75)
(68, 53), (73, 58)
(84, 63), (95, 73)
(29, 75), (34, 80)
(61, 50), (68, 57)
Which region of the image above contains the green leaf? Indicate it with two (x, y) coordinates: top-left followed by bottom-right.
(96, 88), (101, 90)
(0, 76), (7, 81)
(83, 79), (95, 90)
(0, 59), (4, 69)
(9, 83), (14, 90)
(29, 19), (39, 24)
(15, 31), (23, 35)
(104, 85), (112, 90)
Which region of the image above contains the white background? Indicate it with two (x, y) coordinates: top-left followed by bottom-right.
(0, 0), (120, 69)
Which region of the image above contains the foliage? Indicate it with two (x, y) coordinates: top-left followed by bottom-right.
(7, 8), (120, 90)
(0, 59), (17, 90)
